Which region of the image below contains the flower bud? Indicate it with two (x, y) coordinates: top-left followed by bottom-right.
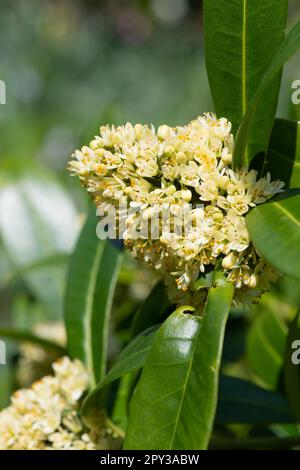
(176, 151), (187, 164)
(222, 252), (238, 270)
(158, 125), (173, 140)
(165, 184), (177, 196)
(176, 189), (192, 202)
(90, 138), (104, 150)
(247, 273), (258, 288)
(134, 124), (143, 139)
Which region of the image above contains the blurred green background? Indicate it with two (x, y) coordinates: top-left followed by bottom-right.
(0, 0), (300, 419)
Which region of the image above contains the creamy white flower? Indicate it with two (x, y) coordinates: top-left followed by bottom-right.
(0, 357), (120, 450)
(69, 113), (284, 306)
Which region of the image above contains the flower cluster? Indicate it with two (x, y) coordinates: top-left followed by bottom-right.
(0, 357), (120, 450)
(69, 114), (284, 306)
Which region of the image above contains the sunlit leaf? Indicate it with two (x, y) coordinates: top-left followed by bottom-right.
(233, 17), (300, 167)
(204, 0), (288, 163)
(124, 274), (234, 450)
(246, 192), (300, 282)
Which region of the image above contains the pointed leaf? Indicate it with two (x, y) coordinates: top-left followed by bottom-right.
(204, 0), (288, 162)
(234, 18), (300, 167)
(124, 274), (234, 450)
(83, 322), (292, 428)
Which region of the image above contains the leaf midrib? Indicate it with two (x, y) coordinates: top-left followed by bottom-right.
(242, 0), (247, 116)
(169, 319), (201, 449)
(84, 242), (103, 386)
(242, 0), (249, 165)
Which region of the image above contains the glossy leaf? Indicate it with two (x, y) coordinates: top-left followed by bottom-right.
(216, 376), (293, 424)
(0, 175), (78, 316)
(246, 192), (300, 282)
(83, 320), (292, 428)
(65, 208), (122, 386)
(204, 0), (288, 162)
(284, 310), (300, 422)
(246, 306), (287, 390)
(124, 274), (234, 450)
(234, 17), (300, 167)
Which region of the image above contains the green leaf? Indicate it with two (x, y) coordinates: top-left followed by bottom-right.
(246, 305), (288, 390)
(264, 119), (300, 188)
(234, 17), (300, 167)
(82, 326), (157, 418)
(284, 310), (300, 422)
(0, 175), (78, 316)
(124, 274), (234, 450)
(216, 376), (293, 424)
(65, 208), (122, 386)
(0, 328), (66, 356)
(246, 192), (300, 282)
(83, 322), (292, 428)
(203, 0), (288, 162)
(131, 281), (170, 338)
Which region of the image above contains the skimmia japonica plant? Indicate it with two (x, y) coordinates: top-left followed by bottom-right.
(2, 1), (300, 451)
(63, 2), (300, 450)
